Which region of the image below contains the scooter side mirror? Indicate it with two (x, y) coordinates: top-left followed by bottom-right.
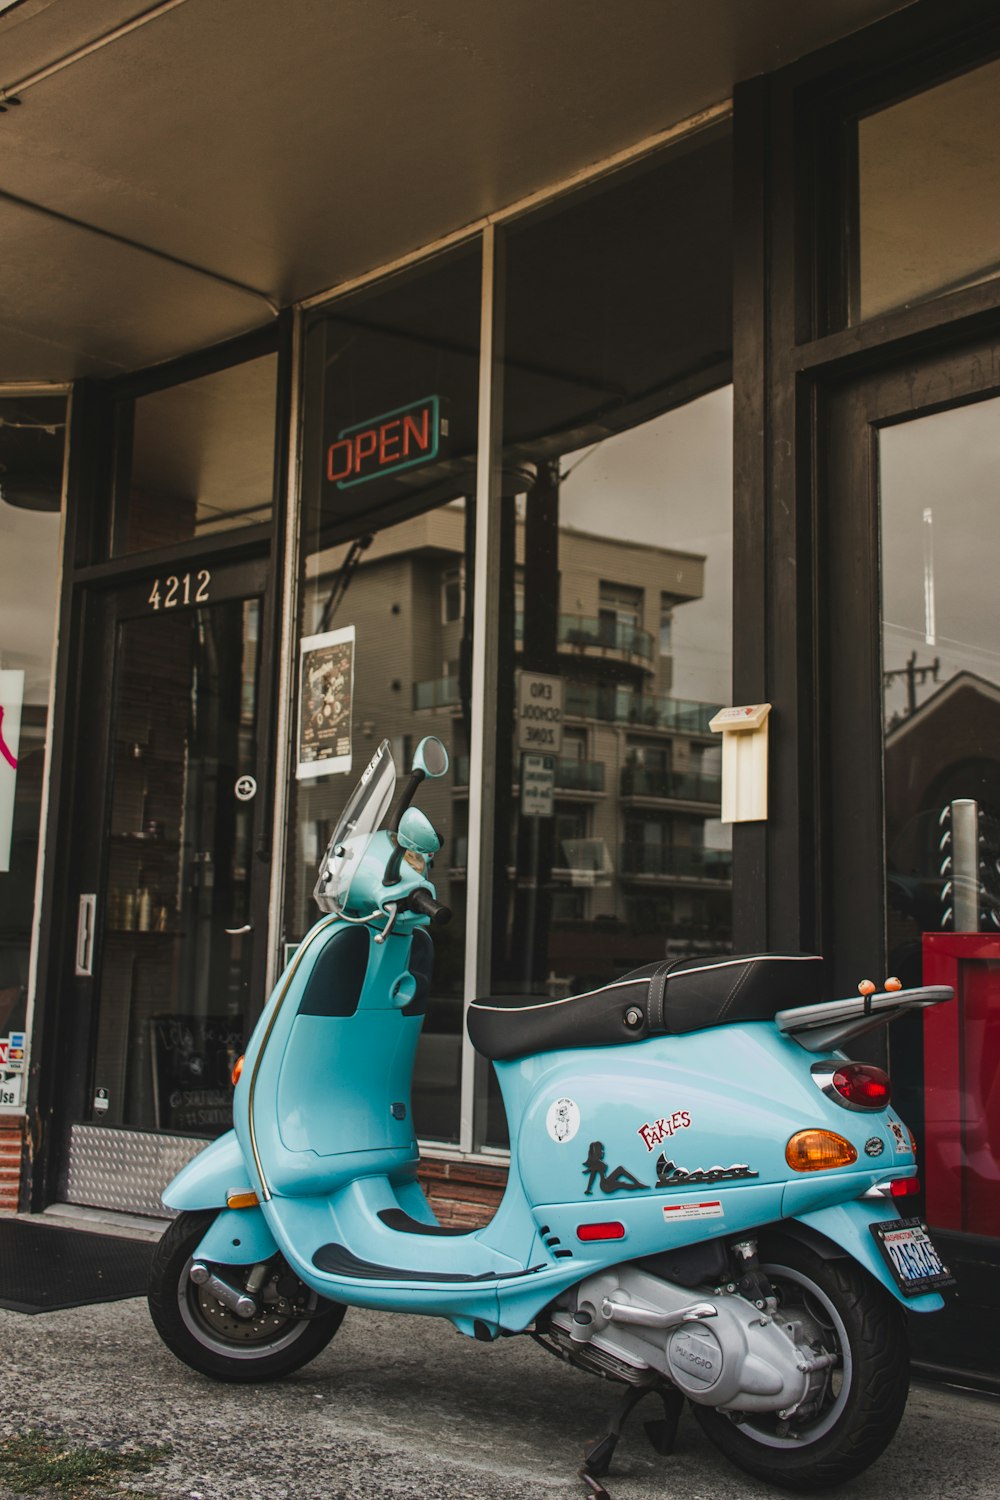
(412, 736), (449, 779)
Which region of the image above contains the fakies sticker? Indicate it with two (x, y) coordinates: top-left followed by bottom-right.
(637, 1111), (692, 1150)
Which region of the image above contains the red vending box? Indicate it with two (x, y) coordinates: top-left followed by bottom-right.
(922, 933), (1000, 1237)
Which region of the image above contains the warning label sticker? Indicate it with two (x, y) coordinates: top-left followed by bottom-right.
(661, 1199), (724, 1222)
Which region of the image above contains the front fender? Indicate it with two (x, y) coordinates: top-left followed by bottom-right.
(791, 1200), (944, 1311)
(161, 1130), (253, 1211)
(193, 1205), (279, 1266)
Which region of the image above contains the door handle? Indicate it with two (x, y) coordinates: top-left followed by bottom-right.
(224, 924), (253, 936)
(76, 894), (97, 976)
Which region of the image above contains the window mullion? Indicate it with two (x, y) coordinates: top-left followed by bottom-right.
(460, 225), (506, 1154)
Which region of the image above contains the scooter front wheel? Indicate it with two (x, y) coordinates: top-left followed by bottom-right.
(690, 1235), (908, 1492)
(148, 1209), (345, 1382)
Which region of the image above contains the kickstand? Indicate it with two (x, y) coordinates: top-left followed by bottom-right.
(579, 1466), (613, 1500)
(643, 1385), (685, 1456)
(583, 1383), (685, 1479)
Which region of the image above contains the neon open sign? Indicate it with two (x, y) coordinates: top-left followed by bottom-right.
(326, 395), (442, 490)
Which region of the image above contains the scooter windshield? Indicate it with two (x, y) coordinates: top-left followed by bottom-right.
(313, 738), (397, 913)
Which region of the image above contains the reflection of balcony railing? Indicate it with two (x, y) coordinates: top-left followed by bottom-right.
(513, 613), (654, 661)
(455, 756), (604, 792)
(565, 684), (721, 733)
(559, 614), (654, 661)
(413, 675), (459, 709)
(556, 758), (605, 792)
(620, 767), (721, 803)
(621, 843), (733, 881)
(415, 678), (720, 732)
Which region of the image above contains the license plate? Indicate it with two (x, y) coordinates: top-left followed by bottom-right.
(869, 1217), (955, 1296)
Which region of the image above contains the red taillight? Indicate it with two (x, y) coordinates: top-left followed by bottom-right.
(830, 1064), (892, 1110)
(577, 1222), (626, 1242)
(889, 1176), (920, 1198)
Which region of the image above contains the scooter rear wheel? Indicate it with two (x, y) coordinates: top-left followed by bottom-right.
(690, 1235), (908, 1492)
(148, 1209), (345, 1382)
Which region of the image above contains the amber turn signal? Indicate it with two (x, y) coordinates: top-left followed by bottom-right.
(226, 1189), (259, 1210)
(884, 976), (903, 992)
(231, 1054), (245, 1086)
(786, 1129), (858, 1172)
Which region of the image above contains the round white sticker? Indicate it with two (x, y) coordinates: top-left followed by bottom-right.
(546, 1096), (580, 1144)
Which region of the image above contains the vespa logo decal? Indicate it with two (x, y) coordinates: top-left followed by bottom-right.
(583, 1141), (648, 1196)
(655, 1155), (759, 1188)
(637, 1111), (692, 1151)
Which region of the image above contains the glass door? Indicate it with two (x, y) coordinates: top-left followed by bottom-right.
(87, 557), (268, 1137)
(879, 395), (1000, 1246)
(823, 340), (1000, 1383)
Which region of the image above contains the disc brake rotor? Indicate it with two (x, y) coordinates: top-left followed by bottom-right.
(188, 1265), (309, 1345)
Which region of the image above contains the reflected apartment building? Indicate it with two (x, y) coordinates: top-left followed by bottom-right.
(301, 504), (731, 998)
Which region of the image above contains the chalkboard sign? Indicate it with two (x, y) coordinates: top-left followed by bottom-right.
(150, 1014), (243, 1134)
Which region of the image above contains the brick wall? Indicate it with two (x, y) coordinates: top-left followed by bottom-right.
(0, 1116), (24, 1213)
(418, 1157), (507, 1228)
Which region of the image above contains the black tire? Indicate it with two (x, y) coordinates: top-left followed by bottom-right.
(691, 1235), (909, 1492)
(148, 1209), (345, 1382)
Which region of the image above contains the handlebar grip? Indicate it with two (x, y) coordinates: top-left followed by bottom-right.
(408, 888), (452, 926)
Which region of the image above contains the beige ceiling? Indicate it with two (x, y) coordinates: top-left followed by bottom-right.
(0, 0), (910, 384)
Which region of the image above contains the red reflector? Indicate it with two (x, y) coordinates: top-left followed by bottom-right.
(889, 1176), (920, 1198)
(831, 1064), (892, 1109)
(577, 1222), (626, 1242)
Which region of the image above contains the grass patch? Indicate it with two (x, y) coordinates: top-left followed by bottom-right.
(0, 1430), (170, 1496)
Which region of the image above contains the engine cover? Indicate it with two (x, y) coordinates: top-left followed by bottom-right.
(549, 1266), (814, 1414)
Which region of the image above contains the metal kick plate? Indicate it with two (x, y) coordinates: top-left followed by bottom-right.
(66, 1125), (205, 1219)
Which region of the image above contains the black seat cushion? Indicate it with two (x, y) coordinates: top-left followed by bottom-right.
(466, 953), (826, 1062)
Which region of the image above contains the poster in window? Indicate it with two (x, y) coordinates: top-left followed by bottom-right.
(0, 669), (24, 874)
(150, 1015), (243, 1132)
(296, 626), (355, 779)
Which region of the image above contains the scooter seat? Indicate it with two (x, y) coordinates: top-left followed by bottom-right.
(466, 953), (826, 1061)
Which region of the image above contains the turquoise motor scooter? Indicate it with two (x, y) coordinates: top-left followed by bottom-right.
(149, 735), (954, 1492)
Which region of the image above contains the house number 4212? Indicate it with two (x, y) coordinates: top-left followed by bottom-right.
(147, 570), (211, 610)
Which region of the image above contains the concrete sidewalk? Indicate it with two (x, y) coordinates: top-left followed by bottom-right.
(2, 1282), (998, 1500)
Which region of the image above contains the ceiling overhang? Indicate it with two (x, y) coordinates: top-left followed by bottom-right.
(0, 0), (912, 384)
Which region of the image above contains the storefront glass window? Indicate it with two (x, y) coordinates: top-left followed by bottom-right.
(114, 353), (278, 555)
(0, 392), (65, 1109)
(857, 57), (1000, 321)
(881, 394), (1000, 1238)
(485, 133), (734, 1145)
(288, 246), (481, 1145)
